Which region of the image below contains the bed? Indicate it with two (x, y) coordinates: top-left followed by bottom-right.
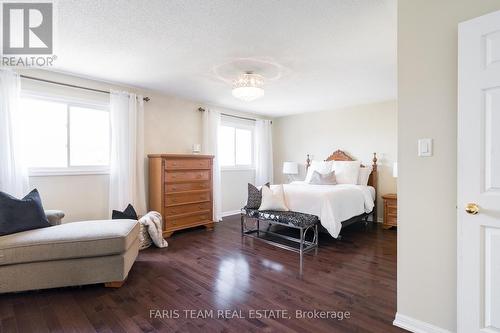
(279, 150), (378, 238)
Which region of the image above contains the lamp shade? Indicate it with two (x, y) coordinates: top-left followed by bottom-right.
(283, 162), (298, 175)
(393, 162), (398, 178)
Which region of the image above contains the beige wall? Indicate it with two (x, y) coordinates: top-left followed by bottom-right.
(272, 100), (397, 221)
(221, 170), (255, 214)
(18, 69), (262, 221)
(29, 175), (109, 222)
(397, 1), (500, 331)
(144, 93), (202, 155)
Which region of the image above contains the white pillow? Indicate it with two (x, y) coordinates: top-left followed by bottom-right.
(333, 160), (361, 184)
(259, 185), (289, 211)
(309, 170), (337, 185)
(305, 160), (334, 183)
(357, 166), (372, 186)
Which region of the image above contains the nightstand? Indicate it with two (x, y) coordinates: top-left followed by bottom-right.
(382, 193), (397, 229)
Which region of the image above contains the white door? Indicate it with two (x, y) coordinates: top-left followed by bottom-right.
(458, 10), (500, 333)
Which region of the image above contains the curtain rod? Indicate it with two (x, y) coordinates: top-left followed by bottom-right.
(197, 107), (272, 123)
(20, 75), (151, 102)
(222, 112), (256, 122)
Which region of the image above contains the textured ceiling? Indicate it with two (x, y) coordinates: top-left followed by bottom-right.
(52, 0), (397, 117)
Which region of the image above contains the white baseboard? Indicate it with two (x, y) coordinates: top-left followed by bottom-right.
(222, 210), (240, 218)
(393, 313), (452, 333)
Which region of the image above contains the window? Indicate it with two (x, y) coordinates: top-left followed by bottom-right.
(219, 118), (254, 170)
(19, 95), (110, 175)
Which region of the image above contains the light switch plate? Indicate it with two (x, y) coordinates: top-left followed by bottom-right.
(418, 138), (433, 157)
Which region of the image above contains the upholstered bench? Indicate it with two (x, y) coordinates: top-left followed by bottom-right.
(240, 207), (319, 264)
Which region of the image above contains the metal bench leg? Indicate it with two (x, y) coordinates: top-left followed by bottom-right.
(240, 214), (244, 236)
(257, 219), (260, 237)
(315, 224), (319, 255)
(299, 227), (304, 275)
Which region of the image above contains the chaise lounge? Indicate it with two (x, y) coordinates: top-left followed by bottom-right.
(0, 210), (139, 293)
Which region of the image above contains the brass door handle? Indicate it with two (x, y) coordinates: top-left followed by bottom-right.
(465, 203), (479, 215)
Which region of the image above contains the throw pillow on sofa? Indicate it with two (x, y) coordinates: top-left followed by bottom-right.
(0, 189), (51, 236)
(112, 204), (138, 220)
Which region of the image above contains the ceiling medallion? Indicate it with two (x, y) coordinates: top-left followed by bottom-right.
(231, 72), (265, 102)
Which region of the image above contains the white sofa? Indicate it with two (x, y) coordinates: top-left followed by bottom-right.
(0, 211), (139, 293)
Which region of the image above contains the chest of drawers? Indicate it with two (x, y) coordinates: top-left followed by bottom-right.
(148, 154), (214, 237)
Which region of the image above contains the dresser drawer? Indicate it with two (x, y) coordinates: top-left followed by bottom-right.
(165, 181), (210, 193)
(385, 216), (397, 226)
(165, 159), (211, 170)
(167, 212), (212, 227)
(164, 202), (212, 216)
(385, 204), (397, 216)
(165, 190), (210, 206)
(165, 170), (210, 182)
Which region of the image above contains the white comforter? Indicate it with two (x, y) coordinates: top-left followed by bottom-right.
(277, 182), (375, 238)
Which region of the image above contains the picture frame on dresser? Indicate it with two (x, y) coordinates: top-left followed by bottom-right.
(148, 154), (215, 237)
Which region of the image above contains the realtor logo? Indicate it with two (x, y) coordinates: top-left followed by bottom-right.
(2, 2), (53, 54)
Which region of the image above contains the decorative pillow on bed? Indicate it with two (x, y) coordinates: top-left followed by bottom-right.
(259, 185), (289, 211)
(309, 170), (337, 185)
(357, 166), (372, 186)
(246, 183), (270, 209)
(305, 160), (334, 183)
(333, 160), (361, 184)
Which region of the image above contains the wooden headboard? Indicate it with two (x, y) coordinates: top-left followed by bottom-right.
(306, 150), (378, 220)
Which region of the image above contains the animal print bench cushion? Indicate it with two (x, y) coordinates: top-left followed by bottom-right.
(241, 207), (319, 228)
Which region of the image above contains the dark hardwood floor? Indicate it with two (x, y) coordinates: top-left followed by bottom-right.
(0, 216), (405, 333)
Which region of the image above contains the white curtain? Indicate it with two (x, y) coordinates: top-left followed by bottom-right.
(109, 90), (147, 216)
(0, 70), (29, 197)
(202, 108), (222, 222)
(255, 119), (273, 186)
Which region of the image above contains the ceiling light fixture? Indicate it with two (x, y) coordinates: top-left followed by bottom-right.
(232, 72), (265, 102)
